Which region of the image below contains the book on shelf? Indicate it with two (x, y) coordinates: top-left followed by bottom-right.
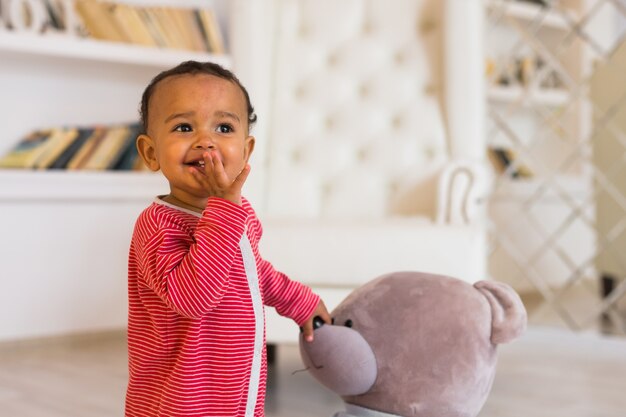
(66, 127), (107, 169)
(113, 132), (142, 170)
(136, 8), (168, 48)
(49, 128), (95, 169)
(72, 0), (226, 54)
(487, 147), (534, 179)
(43, 0), (68, 31)
(196, 9), (225, 54)
(0, 122), (145, 172)
(80, 125), (132, 170)
(148, 7), (191, 51)
(169, 7), (207, 53)
(0, 128), (81, 169)
(517, 0), (551, 7)
(34, 128), (80, 169)
(74, 0), (128, 43)
(109, 4), (158, 47)
(0, 129), (53, 169)
(138, 8), (174, 49)
(88, 124), (141, 170)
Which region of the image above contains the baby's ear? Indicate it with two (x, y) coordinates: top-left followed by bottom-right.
(244, 135), (255, 163)
(474, 280), (527, 344)
(136, 134), (160, 171)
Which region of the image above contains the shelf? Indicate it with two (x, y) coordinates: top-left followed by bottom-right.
(491, 175), (591, 201)
(488, 85), (569, 107)
(0, 170), (169, 201)
(116, 0), (220, 6)
(486, 0), (575, 31)
(0, 31), (232, 68)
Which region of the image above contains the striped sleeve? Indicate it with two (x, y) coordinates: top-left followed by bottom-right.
(138, 197), (249, 318)
(257, 258), (320, 326)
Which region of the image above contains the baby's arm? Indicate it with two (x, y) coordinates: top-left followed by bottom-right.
(259, 259), (331, 341)
(257, 258), (321, 324)
(138, 198), (248, 318)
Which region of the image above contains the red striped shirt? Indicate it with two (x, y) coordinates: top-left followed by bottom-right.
(125, 197), (319, 417)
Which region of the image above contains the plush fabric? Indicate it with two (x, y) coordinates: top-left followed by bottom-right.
(299, 271), (527, 417)
(333, 403), (402, 417)
(299, 323), (377, 396)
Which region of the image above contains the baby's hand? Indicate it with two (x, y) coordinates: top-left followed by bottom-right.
(301, 299), (332, 342)
(191, 150), (250, 205)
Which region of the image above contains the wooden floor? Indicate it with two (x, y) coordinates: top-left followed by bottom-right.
(1, 326), (625, 417)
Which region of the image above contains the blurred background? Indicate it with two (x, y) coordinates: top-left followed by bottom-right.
(0, 0), (625, 416)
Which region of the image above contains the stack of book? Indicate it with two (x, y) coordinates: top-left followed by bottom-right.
(73, 0), (225, 53)
(487, 146), (534, 179)
(0, 122), (148, 171)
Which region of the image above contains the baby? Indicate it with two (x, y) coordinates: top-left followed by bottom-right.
(125, 60), (330, 417)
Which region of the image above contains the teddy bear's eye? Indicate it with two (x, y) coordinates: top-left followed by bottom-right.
(344, 319), (353, 328)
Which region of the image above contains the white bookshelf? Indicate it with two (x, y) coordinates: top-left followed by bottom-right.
(0, 0), (235, 198)
(487, 84), (569, 107)
(0, 169), (168, 200)
(484, 0), (580, 141)
(485, 0), (591, 194)
(491, 175), (592, 201)
(0, 0), (247, 342)
(486, 0), (577, 31)
(484, 0), (598, 291)
(0, 31), (231, 68)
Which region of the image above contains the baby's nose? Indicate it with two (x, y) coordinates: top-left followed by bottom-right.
(193, 134), (216, 149)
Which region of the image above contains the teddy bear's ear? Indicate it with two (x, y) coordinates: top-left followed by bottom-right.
(474, 280), (528, 344)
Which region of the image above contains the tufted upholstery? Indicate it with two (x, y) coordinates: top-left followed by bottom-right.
(265, 0), (447, 219)
(258, 0), (489, 344)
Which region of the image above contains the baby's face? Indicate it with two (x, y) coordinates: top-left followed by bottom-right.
(143, 73), (254, 201)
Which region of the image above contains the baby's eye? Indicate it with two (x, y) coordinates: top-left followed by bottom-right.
(216, 123), (234, 134)
(173, 123), (193, 133)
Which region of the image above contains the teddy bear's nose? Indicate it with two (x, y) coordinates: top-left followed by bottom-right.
(313, 316), (325, 330)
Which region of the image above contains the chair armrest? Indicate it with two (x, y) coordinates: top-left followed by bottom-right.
(436, 160), (491, 225)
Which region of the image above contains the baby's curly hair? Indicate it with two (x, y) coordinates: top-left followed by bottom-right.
(139, 60), (257, 134)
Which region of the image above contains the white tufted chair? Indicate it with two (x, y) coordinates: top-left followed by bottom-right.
(251, 0), (489, 344)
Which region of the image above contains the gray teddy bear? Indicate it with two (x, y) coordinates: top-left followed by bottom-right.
(299, 271), (527, 417)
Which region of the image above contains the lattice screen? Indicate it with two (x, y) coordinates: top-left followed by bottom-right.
(484, 0), (626, 334)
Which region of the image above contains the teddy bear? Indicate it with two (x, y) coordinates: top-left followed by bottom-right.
(299, 271), (527, 417)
